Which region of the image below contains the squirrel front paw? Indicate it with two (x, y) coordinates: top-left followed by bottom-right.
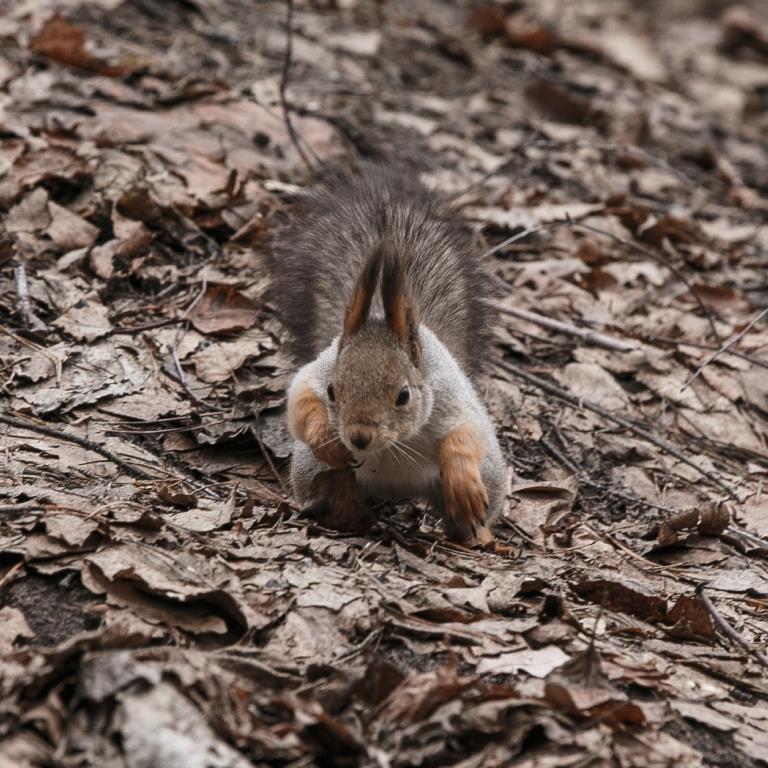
(310, 436), (354, 469)
(288, 382), (353, 469)
(439, 424), (493, 546)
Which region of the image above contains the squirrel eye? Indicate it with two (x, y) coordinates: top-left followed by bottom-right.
(396, 386), (410, 407)
(327, 383), (335, 403)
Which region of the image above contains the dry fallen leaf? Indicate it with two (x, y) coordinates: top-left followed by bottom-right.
(188, 283), (260, 336)
(30, 15), (140, 77)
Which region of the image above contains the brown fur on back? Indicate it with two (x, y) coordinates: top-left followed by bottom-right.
(267, 165), (493, 377)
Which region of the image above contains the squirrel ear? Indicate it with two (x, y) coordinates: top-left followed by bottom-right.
(381, 244), (420, 365)
(342, 245), (383, 343)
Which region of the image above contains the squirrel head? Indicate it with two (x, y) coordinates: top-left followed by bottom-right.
(327, 242), (433, 458)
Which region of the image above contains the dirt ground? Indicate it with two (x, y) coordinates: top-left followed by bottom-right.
(1, 0), (768, 765)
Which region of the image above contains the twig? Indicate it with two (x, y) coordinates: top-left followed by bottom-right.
(169, 342), (218, 413)
(571, 219), (722, 343)
(642, 333), (768, 371)
(540, 433), (678, 514)
(0, 324), (62, 385)
(482, 221), (566, 259)
(279, 0), (316, 173)
(0, 413), (153, 480)
(13, 261), (47, 332)
(681, 305), (768, 391)
(0, 502), (47, 514)
(108, 318), (183, 336)
(696, 584), (768, 667)
(254, 431), (288, 496)
(495, 304), (639, 353)
(168, 279), (220, 413)
(729, 527), (768, 549)
(500, 361), (736, 498)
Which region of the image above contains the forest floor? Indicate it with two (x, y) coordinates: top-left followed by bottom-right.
(1, 0), (768, 765)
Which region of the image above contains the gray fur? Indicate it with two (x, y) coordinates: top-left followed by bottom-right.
(268, 165), (492, 377)
(276, 165), (506, 533)
(288, 327), (506, 522)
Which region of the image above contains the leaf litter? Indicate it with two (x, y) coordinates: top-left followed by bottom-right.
(1, 0), (768, 766)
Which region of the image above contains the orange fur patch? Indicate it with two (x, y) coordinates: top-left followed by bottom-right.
(290, 384), (328, 445)
(438, 423), (489, 539)
(343, 248), (382, 339)
(289, 384), (351, 468)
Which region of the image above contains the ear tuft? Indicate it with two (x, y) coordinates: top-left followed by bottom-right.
(381, 242), (420, 364)
(342, 244), (383, 343)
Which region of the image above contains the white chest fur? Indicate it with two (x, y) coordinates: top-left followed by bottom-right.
(353, 430), (441, 502)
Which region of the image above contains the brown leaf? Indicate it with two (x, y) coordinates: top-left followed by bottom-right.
(48, 202), (99, 251)
(573, 577), (667, 623)
(721, 6), (768, 61)
(52, 298), (112, 342)
(156, 485), (198, 509)
(504, 14), (560, 53)
(544, 646), (646, 728)
(477, 646), (570, 678)
(687, 284), (751, 314)
(375, 667), (470, 723)
(524, 78), (609, 130)
(664, 595), (716, 641)
(465, 4), (507, 36)
(188, 283), (260, 336)
(0, 606), (35, 653)
(29, 15), (140, 77)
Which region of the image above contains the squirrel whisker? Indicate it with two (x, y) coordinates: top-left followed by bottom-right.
(395, 440), (435, 468)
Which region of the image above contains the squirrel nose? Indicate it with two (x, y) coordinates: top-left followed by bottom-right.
(348, 428), (373, 450)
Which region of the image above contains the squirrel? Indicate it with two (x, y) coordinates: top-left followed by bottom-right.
(268, 166), (505, 545)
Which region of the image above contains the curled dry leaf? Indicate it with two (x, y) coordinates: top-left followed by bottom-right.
(52, 298), (112, 342)
(187, 283), (260, 336)
(30, 15), (141, 77)
(664, 595), (716, 641)
(545, 646), (646, 728)
(573, 576), (667, 623)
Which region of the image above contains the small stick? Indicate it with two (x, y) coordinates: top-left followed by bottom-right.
(254, 432), (288, 495)
(696, 584), (768, 667)
(108, 318), (183, 336)
(0, 323), (62, 385)
(540, 434), (678, 514)
(482, 220), (566, 259)
(13, 261), (47, 332)
(681, 305), (768, 391)
(642, 333), (768, 371)
(0, 502), (46, 514)
(0, 413), (153, 480)
(571, 219), (722, 343)
(279, 0), (316, 174)
(494, 303), (639, 353)
(500, 361), (735, 498)
(169, 343), (218, 413)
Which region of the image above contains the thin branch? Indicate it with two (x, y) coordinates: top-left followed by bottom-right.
(253, 430), (288, 496)
(500, 361), (735, 498)
(13, 261), (47, 332)
(482, 220), (566, 259)
(108, 317), (182, 336)
(0, 502), (46, 514)
(494, 303), (639, 353)
(681, 305), (768, 391)
(642, 333), (768, 371)
(0, 323), (62, 385)
(696, 584), (768, 667)
(279, 0), (316, 174)
(0, 413), (153, 480)
(540, 432), (678, 514)
(571, 219), (722, 343)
